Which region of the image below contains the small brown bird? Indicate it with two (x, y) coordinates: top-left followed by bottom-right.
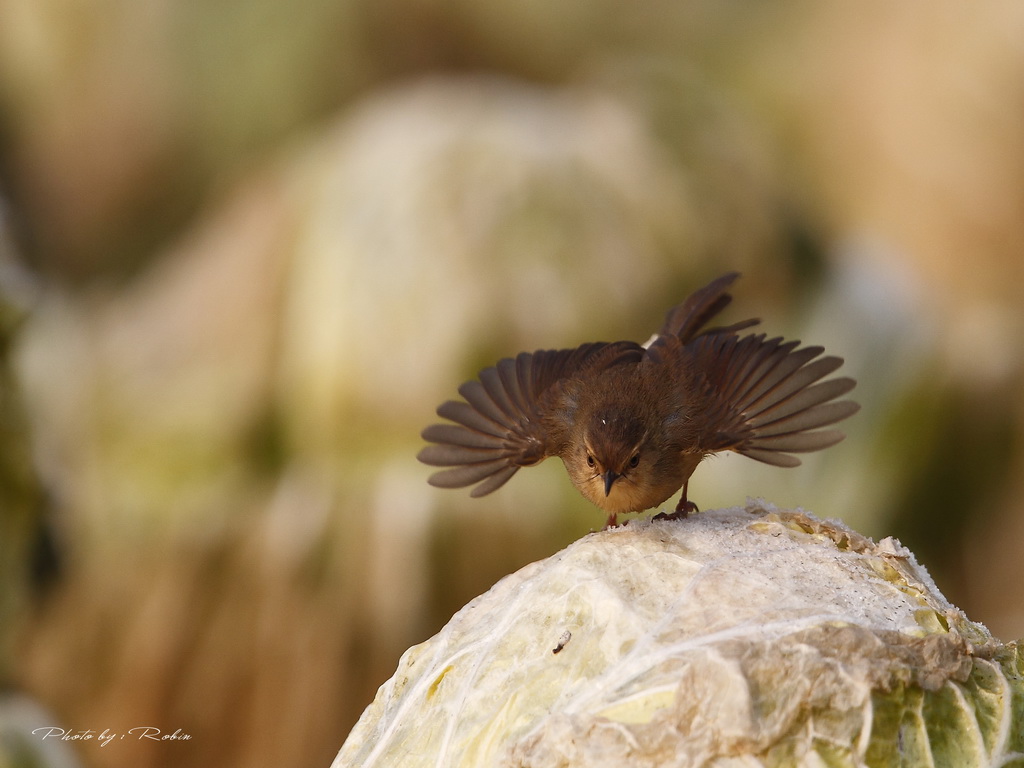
(418, 273), (859, 527)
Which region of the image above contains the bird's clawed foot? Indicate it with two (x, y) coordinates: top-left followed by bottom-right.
(652, 502), (698, 523)
(653, 484), (698, 522)
(603, 512), (621, 530)
(675, 498), (699, 516)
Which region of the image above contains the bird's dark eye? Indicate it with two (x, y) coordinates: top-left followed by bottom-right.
(586, 455), (595, 467)
(629, 454), (640, 468)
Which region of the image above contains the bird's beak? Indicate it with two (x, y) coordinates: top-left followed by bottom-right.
(602, 470), (619, 496)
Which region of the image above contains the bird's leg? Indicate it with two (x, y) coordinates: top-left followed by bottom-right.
(675, 481), (699, 516)
(653, 481), (699, 522)
(603, 511), (619, 530)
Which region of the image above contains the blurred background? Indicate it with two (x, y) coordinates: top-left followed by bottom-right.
(1, 1), (1023, 766)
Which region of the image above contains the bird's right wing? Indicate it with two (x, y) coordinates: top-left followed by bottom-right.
(418, 342), (643, 497)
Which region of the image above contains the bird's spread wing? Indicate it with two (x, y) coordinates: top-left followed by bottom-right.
(683, 331), (859, 466)
(419, 341), (643, 497)
(648, 272), (760, 356)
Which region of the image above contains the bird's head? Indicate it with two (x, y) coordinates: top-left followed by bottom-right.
(562, 410), (659, 514)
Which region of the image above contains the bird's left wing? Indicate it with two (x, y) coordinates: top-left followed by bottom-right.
(419, 342), (643, 497)
(681, 331), (859, 466)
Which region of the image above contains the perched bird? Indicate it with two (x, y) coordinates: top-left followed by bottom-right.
(418, 273), (859, 527)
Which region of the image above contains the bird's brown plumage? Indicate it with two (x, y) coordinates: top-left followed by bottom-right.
(418, 272), (859, 526)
